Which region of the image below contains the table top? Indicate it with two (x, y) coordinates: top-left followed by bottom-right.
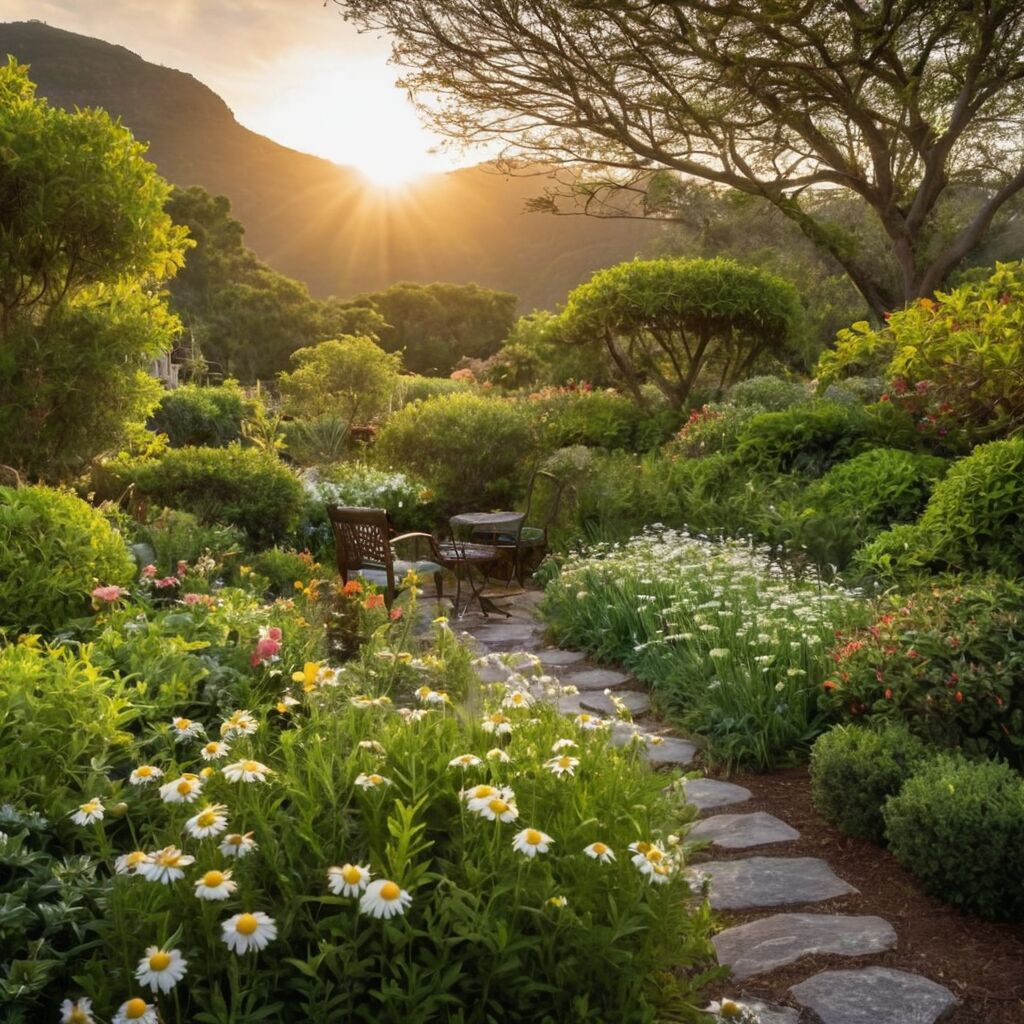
(450, 511), (526, 528)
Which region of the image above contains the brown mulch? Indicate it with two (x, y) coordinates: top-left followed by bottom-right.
(695, 764), (1024, 1023)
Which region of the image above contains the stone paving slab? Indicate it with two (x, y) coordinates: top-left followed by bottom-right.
(791, 967), (956, 1024)
(714, 913), (897, 980)
(690, 811), (799, 849)
(579, 690), (652, 717)
(695, 856), (858, 910)
(469, 623), (544, 647)
(536, 648), (587, 668)
(560, 667), (632, 691)
(643, 736), (698, 766)
(739, 1000), (801, 1024)
(682, 778), (752, 812)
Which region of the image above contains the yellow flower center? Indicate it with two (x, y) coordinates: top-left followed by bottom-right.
(368, 774), (382, 785)
(197, 811), (216, 827)
(200, 767), (215, 778)
(525, 829), (542, 845)
(242, 760), (260, 772)
(471, 786), (495, 799)
(342, 865), (362, 884)
(380, 881), (401, 901)
(202, 870), (225, 887)
(137, 766), (153, 777)
(592, 843), (608, 855)
(149, 951), (172, 971)
(68, 1009), (89, 1024)
(488, 799), (509, 814)
(721, 1001), (742, 1018)
(127, 851), (147, 865)
(646, 849), (664, 863)
(204, 743), (218, 754)
(174, 719), (190, 730)
(124, 998), (148, 1019)
(235, 913), (259, 935)
(226, 834), (242, 846)
(634, 841), (651, 854)
(82, 801), (99, 812)
(177, 780), (192, 795)
(558, 756), (572, 768)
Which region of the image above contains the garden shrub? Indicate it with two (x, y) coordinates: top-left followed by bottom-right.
(727, 375), (807, 411)
(133, 509), (246, 576)
(0, 485), (135, 635)
(148, 381), (252, 447)
(821, 576), (1024, 766)
(883, 754), (1024, 920)
(107, 445), (304, 548)
(667, 403), (765, 458)
(247, 548), (321, 595)
(375, 392), (536, 511)
(850, 522), (937, 583)
(821, 376), (885, 406)
(735, 401), (919, 477)
(532, 387), (681, 452)
(809, 723), (928, 842)
(0, 641), (137, 804)
(781, 448), (948, 569)
(393, 374), (475, 407)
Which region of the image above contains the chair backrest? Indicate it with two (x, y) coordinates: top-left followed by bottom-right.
(523, 470), (567, 531)
(326, 506), (393, 574)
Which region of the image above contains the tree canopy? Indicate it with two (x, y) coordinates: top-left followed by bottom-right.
(334, 0), (1024, 317)
(0, 59), (189, 479)
(557, 257), (803, 408)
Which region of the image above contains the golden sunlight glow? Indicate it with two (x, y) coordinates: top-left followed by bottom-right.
(251, 54), (458, 187)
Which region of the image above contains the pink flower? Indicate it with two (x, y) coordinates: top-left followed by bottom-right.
(183, 593), (215, 607)
(155, 576), (180, 589)
(141, 564), (157, 579)
(176, 560), (189, 578)
(250, 637), (282, 667)
(265, 627), (282, 643)
(92, 585), (127, 603)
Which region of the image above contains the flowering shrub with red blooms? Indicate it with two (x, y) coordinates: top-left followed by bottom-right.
(821, 576), (1024, 766)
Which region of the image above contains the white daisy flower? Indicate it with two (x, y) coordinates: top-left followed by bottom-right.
(502, 690), (534, 709)
(60, 997), (94, 1024)
(647, 862), (672, 884)
(134, 946), (187, 993)
(199, 740), (230, 762)
(221, 911), (277, 954)
(222, 759), (272, 784)
(219, 709), (258, 739)
(184, 803), (229, 839)
(583, 841), (616, 863)
(481, 712), (512, 735)
(327, 862), (372, 897)
(112, 998), (157, 1024)
(485, 747), (511, 763)
(129, 765), (162, 786)
(473, 794), (519, 823)
(70, 799), (104, 826)
(171, 717), (205, 741)
(194, 868), (237, 901)
(359, 878), (412, 919)
(139, 846), (195, 884)
(551, 738), (578, 752)
(544, 754), (579, 777)
(461, 783), (500, 804)
(114, 850), (151, 875)
(574, 713), (605, 731)
(631, 842), (669, 876)
(158, 774), (203, 804)
(219, 831), (258, 858)
(397, 707), (429, 723)
(354, 773), (391, 789)
(512, 828), (553, 858)
(448, 754), (482, 769)
(358, 740), (386, 754)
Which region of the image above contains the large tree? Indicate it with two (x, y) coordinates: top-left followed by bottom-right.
(0, 59), (189, 479)
(333, 0), (1024, 317)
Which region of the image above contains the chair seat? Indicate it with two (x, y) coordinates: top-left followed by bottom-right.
(356, 560), (441, 590)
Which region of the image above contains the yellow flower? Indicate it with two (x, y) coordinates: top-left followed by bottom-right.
(292, 662), (321, 693)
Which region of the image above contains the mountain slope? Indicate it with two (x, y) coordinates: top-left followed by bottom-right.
(0, 20), (658, 310)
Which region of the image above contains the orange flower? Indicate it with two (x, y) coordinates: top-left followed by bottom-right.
(363, 593), (385, 610)
(342, 580), (363, 596)
(823, 680), (838, 691)
(389, 608), (403, 621)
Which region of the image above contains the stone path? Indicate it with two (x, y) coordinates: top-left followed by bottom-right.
(438, 588), (958, 1024)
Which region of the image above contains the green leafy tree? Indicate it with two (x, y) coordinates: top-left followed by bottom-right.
(349, 281), (517, 375)
(556, 258), (803, 409)
(165, 186), (384, 382)
(279, 335), (401, 431)
(335, 0), (1024, 316)
(0, 59), (189, 480)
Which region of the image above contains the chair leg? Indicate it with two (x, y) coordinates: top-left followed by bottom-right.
(434, 572), (444, 600)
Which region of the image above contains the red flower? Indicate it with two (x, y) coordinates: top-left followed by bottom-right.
(954, 691), (964, 703)
(823, 680), (838, 690)
(389, 607), (403, 621)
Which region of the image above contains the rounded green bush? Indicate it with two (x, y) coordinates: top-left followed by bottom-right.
(809, 723), (928, 843)
(883, 754), (1024, 920)
(728, 375), (807, 411)
(0, 485), (135, 635)
(375, 392), (536, 511)
(110, 445), (304, 548)
(148, 381), (251, 447)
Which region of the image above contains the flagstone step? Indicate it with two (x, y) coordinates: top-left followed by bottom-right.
(682, 778), (752, 812)
(690, 811), (799, 849)
(579, 690), (652, 717)
(560, 666), (633, 691)
(790, 966), (957, 1024)
(536, 648), (587, 668)
(713, 913), (897, 980)
(695, 856), (858, 910)
(642, 735), (699, 767)
(468, 622), (545, 648)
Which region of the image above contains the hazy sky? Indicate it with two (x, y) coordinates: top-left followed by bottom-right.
(2, 0), (469, 183)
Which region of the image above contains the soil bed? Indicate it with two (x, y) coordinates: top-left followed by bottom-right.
(698, 764), (1024, 1023)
